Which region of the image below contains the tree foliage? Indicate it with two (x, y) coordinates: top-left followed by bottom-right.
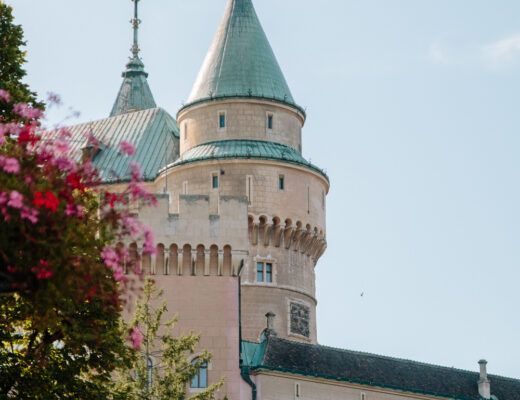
(112, 278), (226, 400)
(0, 94), (156, 398)
(0, 2), (44, 123)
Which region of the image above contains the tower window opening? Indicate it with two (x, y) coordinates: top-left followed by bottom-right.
(267, 114), (273, 130)
(266, 263), (273, 283)
(295, 383), (301, 398)
(190, 359), (208, 389)
(257, 262), (264, 282)
(219, 113), (226, 129)
(361, 393), (366, 400)
(279, 175), (285, 191)
(257, 262), (273, 283)
(184, 123), (188, 141)
(212, 174), (219, 189)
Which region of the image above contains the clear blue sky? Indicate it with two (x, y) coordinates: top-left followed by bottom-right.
(7, 0), (519, 378)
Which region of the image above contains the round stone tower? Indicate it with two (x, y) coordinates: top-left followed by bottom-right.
(172, 0), (329, 344)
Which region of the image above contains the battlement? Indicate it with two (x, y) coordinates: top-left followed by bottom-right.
(124, 194), (249, 277)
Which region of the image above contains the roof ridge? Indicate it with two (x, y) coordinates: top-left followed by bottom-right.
(266, 337), (520, 382)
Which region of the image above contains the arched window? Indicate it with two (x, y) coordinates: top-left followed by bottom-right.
(190, 359), (208, 389)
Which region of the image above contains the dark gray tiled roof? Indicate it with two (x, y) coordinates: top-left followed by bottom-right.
(252, 338), (520, 400)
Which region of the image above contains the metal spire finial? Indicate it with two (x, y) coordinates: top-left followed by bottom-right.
(130, 0), (141, 57)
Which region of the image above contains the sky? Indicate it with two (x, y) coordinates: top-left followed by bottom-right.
(6, 0), (520, 379)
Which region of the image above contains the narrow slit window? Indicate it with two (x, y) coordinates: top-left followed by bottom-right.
(257, 262), (264, 282)
(279, 175), (285, 191)
(212, 174), (219, 189)
(219, 113), (226, 129)
(295, 383), (300, 398)
(267, 114), (273, 130)
(266, 263), (273, 283)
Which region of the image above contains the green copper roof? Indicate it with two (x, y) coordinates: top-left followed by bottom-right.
(110, 0), (156, 117)
(185, 0), (297, 110)
(56, 108), (179, 182)
(110, 56), (157, 117)
(168, 139), (328, 180)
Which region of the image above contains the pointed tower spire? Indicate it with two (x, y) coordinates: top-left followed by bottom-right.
(110, 0), (156, 117)
(186, 0), (296, 108)
(131, 0), (140, 57)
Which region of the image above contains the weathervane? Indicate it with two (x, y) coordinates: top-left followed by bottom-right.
(130, 0), (141, 57)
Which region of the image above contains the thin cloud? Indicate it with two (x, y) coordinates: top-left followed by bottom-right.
(428, 40), (461, 65)
(429, 33), (520, 70)
(481, 33), (520, 68)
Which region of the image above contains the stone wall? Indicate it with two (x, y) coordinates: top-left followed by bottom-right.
(177, 99), (305, 154)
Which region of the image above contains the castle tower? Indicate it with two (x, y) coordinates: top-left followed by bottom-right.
(168, 0), (329, 344)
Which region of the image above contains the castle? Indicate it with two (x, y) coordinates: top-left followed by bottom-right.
(64, 0), (520, 399)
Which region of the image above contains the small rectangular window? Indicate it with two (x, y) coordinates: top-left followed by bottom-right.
(267, 114), (273, 130)
(219, 113), (226, 129)
(184, 123), (188, 140)
(361, 393), (366, 400)
(295, 383), (300, 398)
(279, 175), (284, 191)
(256, 262), (264, 282)
(212, 175), (219, 189)
(266, 263), (273, 283)
(246, 175), (253, 205)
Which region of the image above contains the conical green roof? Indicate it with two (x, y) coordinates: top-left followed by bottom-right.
(186, 0), (296, 108)
(110, 56), (157, 117)
(110, 0), (156, 117)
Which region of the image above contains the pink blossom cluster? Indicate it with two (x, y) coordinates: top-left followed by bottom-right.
(101, 246), (127, 282)
(130, 327), (144, 350)
(31, 260), (53, 280)
(0, 156), (20, 174)
(0, 89), (11, 103)
(0, 191), (39, 223)
(120, 140), (135, 156)
(12, 103), (44, 120)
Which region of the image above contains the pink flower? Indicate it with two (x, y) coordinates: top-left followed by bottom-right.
(47, 92), (61, 105)
(13, 103), (44, 120)
(129, 161), (141, 181)
(123, 214), (141, 237)
(7, 191), (24, 209)
(0, 192), (6, 206)
(142, 228), (156, 255)
(120, 140), (136, 156)
(101, 246), (119, 269)
(21, 206), (38, 224)
(130, 327), (144, 350)
(0, 90), (10, 103)
(2, 158), (20, 174)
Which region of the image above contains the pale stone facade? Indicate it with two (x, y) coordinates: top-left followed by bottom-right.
(71, 0), (519, 398)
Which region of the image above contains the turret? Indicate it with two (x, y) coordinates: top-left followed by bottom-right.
(177, 0), (305, 154)
(110, 0), (156, 117)
(163, 0), (329, 345)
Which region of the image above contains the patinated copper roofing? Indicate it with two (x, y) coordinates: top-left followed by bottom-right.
(167, 139), (328, 180)
(241, 338), (520, 400)
(57, 108), (179, 182)
(184, 0), (298, 111)
(110, 0), (156, 117)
